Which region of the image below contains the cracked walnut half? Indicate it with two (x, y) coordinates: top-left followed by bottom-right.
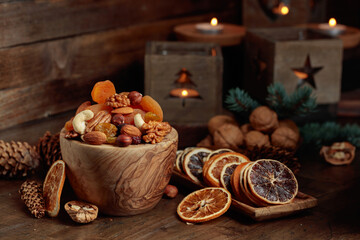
(142, 121), (172, 144)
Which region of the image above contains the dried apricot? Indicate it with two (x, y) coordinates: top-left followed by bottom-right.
(94, 123), (117, 137)
(76, 101), (91, 115)
(144, 112), (160, 123)
(64, 118), (74, 131)
(139, 96), (163, 122)
(86, 103), (113, 116)
(91, 80), (116, 104)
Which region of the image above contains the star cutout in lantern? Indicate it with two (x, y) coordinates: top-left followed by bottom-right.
(292, 55), (323, 89)
(252, 52), (267, 81)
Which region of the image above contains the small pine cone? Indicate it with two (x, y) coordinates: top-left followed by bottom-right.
(19, 180), (45, 218)
(105, 93), (130, 108)
(0, 140), (40, 178)
(240, 145), (301, 173)
(37, 131), (62, 169)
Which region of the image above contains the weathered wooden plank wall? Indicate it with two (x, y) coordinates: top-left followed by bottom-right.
(0, 0), (240, 130)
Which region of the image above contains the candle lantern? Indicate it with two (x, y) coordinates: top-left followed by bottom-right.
(244, 27), (343, 104)
(145, 41), (223, 124)
(169, 68), (202, 107)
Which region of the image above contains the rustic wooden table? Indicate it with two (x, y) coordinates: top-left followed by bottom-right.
(1, 112), (360, 239)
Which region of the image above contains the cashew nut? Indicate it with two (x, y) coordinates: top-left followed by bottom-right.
(134, 113), (145, 130)
(72, 110), (94, 134)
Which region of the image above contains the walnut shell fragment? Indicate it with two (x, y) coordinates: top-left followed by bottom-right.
(320, 142), (356, 166)
(65, 201), (98, 224)
(249, 106), (279, 133)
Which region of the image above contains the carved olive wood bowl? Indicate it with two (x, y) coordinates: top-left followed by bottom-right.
(60, 128), (178, 216)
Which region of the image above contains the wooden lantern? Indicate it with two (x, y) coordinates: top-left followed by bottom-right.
(243, 27), (343, 104)
(145, 41), (223, 124)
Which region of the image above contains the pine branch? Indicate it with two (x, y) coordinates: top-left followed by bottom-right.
(300, 122), (360, 148)
(225, 88), (260, 113)
(266, 83), (317, 118)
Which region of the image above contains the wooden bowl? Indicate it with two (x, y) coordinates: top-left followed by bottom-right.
(60, 128), (178, 216)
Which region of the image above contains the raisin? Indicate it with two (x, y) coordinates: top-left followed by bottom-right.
(94, 123), (117, 137)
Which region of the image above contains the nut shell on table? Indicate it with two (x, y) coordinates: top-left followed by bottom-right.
(213, 123), (243, 149)
(320, 142), (356, 166)
(208, 115), (237, 136)
(249, 106), (279, 133)
(245, 130), (270, 151)
(271, 127), (299, 150)
(64, 201), (98, 224)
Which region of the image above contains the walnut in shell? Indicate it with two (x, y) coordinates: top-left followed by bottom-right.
(213, 123), (243, 149)
(271, 127), (299, 150)
(249, 106), (279, 133)
(64, 201), (98, 224)
(240, 123), (253, 135)
(279, 119), (299, 135)
(244, 130), (270, 151)
(208, 115), (237, 136)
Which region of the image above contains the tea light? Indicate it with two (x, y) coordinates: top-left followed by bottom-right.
(169, 88), (200, 98)
(273, 3), (289, 16)
(195, 18), (224, 34)
(318, 18), (346, 37)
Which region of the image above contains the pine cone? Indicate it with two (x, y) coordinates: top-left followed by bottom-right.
(240, 145), (301, 173)
(0, 140), (40, 178)
(19, 180), (45, 218)
(37, 131), (62, 169)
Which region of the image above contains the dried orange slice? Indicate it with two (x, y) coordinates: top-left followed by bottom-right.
(202, 149), (233, 181)
(183, 148), (212, 184)
(174, 150), (184, 172)
(204, 152), (249, 187)
(43, 160), (66, 217)
(177, 187), (232, 223)
(175, 147), (195, 174)
(241, 162), (268, 206)
(231, 162), (254, 205)
(247, 159), (298, 205)
(220, 162), (241, 192)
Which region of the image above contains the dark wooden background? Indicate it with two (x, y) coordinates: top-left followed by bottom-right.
(0, 0), (359, 130)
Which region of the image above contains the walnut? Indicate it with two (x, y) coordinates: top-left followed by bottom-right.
(105, 92), (130, 108)
(213, 123), (243, 149)
(65, 130), (79, 139)
(64, 201), (98, 224)
(271, 127), (299, 150)
(249, 106), (279, 133)
(208, 115), (237, 136)
(245, 130), (270, 151)
(240, 123), (253, 135)
(142, 121), (172, 144)
(279, 119), (299, 135)
(196, 135), (214, 148)
(320, 142), (356, 166)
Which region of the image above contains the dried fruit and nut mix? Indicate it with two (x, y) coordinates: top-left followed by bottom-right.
(64, 80), (172, 147)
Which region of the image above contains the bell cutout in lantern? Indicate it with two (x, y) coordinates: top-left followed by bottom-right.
(169, 68), (202, 107)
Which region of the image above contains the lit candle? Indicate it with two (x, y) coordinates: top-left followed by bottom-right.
(170, 88), (199, 98)
(195, 17), (224, 34)
(318, 18), (346, 36)
(273, 3), (289, 16)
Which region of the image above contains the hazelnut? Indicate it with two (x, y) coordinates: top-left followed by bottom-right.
(208, 115), (237, 136)
(245, 130), (270, 151)
(213, 123), (243, 149)
(131, 136), (142, 145)
(112, 113), (125, 126)
(249, 106), (279, 133)
(163, 184), (178, 198)
(116, 134), (132, 147)
(271, 127), (299, 150)
(128, 91), (142, 105)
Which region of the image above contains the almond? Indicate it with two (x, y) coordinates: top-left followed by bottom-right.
(83, 131), (107, 145)
(111, 107), (134, 115)
(121, 124), (142, 137)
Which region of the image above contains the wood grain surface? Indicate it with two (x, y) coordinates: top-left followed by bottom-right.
(1, 114), (360, 239)
(60, 128), (178, 216)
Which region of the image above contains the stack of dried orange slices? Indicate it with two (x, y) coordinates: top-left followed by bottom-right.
(175, 147), (299, 223)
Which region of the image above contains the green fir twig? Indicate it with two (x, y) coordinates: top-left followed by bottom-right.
(225, 88), (260, 113)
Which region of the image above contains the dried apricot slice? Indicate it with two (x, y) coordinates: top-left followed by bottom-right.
(43, 160), (66, 217)
(91, 80), (116, 104)
(140, 96), (163, 122)
(177, 187), (231, 223)
(86, 103), (113, 116)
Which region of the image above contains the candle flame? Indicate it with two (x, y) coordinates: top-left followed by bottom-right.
(329, 18), (337, 27)
(210, 18), (218, 26)
(281, 5), (289, 15)
(181, 89), (189, 97)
